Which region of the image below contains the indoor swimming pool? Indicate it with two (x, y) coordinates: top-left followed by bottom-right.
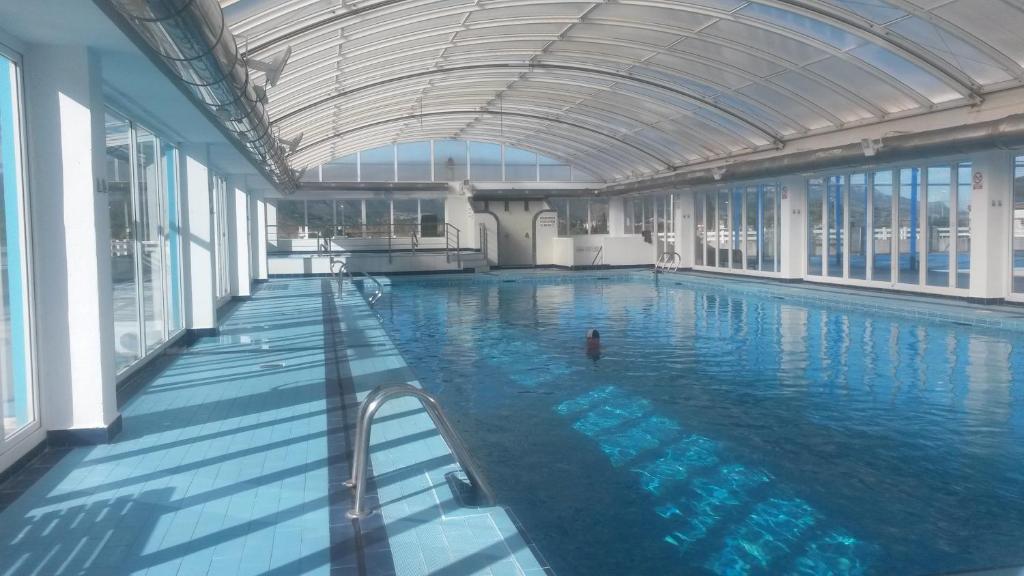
(372, 271), (1024, 576)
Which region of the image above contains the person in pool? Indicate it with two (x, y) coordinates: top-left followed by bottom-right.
(586, 329), (601, 362)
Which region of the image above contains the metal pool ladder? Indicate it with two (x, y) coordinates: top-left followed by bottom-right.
(345, 384), (496, 518)
(360, 272), (383, 305)
(655, 251), (682, 273)
(329, 257), (384, 306)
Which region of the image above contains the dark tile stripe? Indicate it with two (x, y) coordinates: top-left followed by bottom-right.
(321, 279), (396, 576)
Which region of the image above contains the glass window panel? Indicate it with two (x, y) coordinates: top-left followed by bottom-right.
(731, 188), (743, 269)
(630, 196), (638, 233)
(420, 198), (445, 238)
(539, 155), (571, 181)
(321, 153), (358, 181)
(505, 147), (537, 181)
(360, 145), (395, 182)
(393, 199), (418, 236)
(568, 198), (589, 235)
(1014, 157), (1024, 293)
(274, 199), (305, 239)
(469, 142), (502, 181)
(434, 140), (467, 181)
(957, 163), (971, 289)
(365, 198), (390, 237)
(745, 186), (759, 270)
(705, 192), (716, 266)
(1, 55), (32, 435)
(554, 199), (568, 237)
(926, 166), (952, 287)
(899, 168), (921, 285)
(849, 173), (868, 280)
(717, 190), (729, 269)
(807, 178), (824, 276)
(872, 170), (893, 282)
(336, 199), (363, 238)
(623, 199), (634, 234)
(135, 126), (166, 353)
(306, 200), (334, 237)
(763, 185), (779, 272)
(694, 192), (704, 267)
(573, 168), (601, 182)
(827, 175), (844, 278)
(397, 142), (431, 181)
(214, 177), (230, 298)
(590, 198), (609, 234)
(106, 112), (140, 371)
(162, 143), (183, 336)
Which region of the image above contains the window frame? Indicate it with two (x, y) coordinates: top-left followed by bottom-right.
(0, 41), (39, 448)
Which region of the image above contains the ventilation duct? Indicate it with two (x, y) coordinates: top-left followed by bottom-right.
(604, 113), (1024, 195)
(103, 0), (297, 192)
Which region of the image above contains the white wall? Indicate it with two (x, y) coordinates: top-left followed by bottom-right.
(228, 182), (251, 297)
(251, 196), (268, 280)
(24, 44), (118, 440)
(182, 144), (217, 330)
(970, 150), (1013, 299)
(478, 199), (554, 266)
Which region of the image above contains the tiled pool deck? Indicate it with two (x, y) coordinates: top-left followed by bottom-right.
(0, 277), (547, 575)
(5, 269), (1024, 576)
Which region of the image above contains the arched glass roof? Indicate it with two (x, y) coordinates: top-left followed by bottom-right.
(221, 0), (1024, 182)
(302, 139), (601, 183)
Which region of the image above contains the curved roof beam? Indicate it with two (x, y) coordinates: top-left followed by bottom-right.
(269, 17), (913, 118)
(877, 0), (1024, 81)
(267, 56), (810, 141)
(266, 21), (885, 123)
(290, 110), (675, 170)
(238, 0), (963, 107)
(272, 63), (783, 145)
(271, 75), (754, 160)
(766, 0), (981, 100)
(281, 90), (724, 165)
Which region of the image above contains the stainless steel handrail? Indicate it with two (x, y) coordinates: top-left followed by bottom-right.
(445, 223), (461, 267)
(654, 251), (682, 273)
(668, 251), (682, 272)
(591, 245), (604, 266)
(359, 272), (384, 306)
(345, 384), (496, 518)
(331, 257), (383, 306)
(330, 256), (351, 285)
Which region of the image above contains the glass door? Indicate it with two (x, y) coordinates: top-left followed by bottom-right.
(0, 49), (35, 440)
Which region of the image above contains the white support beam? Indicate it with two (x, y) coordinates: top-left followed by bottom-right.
(181, 144), (218, 331)
(228, 179), (252, 297)
(779, 175), (807, 280)
(25, 45), (118, 437)
(968, 149), (1013, 300)
(252, 195), (269, 281)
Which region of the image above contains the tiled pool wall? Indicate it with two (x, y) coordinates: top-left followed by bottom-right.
(381, 269), (1024, 332)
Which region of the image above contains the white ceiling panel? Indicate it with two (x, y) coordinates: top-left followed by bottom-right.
(220, 0), (1024, 181)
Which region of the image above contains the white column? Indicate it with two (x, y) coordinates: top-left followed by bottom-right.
(608, 197), (625, 235)
(779, 175), (806, 280)
(677, 192), (695, 268)
(968, 149), (1012, 300)
(251, 195), (268, 281)
(181, 144), (217, 330)
(227, 180), (251, 297)
(25, 45), (118, 436)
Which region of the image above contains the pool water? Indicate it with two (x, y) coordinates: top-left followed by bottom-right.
(373, 271), (1024, 576)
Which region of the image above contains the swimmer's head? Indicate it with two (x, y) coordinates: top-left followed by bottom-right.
(586, 329), (600, 340)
